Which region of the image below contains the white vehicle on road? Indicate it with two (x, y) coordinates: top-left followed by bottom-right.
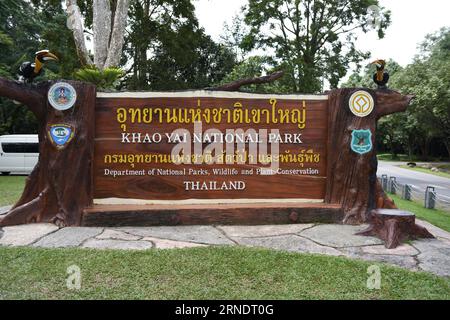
(0, 134), (39, 175)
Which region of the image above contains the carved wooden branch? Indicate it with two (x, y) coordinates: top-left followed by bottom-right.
(0, 77), (45, 120)
(376, 89), (415, 119)
(209, 71), (284, 91)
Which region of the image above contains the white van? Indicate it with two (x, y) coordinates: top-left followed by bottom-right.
(0, 135), (39, 175)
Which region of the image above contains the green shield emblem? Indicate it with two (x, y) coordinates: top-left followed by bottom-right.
(351, 129), (372, 155)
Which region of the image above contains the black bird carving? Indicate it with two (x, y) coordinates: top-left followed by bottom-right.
(18, 50), (58, 83)
(371, 59), (389, 88)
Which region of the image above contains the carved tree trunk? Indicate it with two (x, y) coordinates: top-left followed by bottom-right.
(324, 88), (414, 224)
(0, 78), (96, 227)
(206, 83), (409, 224)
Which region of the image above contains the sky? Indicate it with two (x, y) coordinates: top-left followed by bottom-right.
(194, 0), (450, 67)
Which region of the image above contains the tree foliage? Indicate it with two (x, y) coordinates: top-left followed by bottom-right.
(74, 66), (124, 89)
(395, 28), (450, 158)
(239, 0), (390, 93)
(121, 0), (236, 90)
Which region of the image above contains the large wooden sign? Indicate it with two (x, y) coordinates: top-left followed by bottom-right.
(0, 78), (413, 227)
(94, 92), (327, 201)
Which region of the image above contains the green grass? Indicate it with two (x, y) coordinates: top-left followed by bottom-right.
(377, 153), (417, 161)
(0, 246), (448, 300)
(0, 176), (26, 206)
(377, 153), (448, 162)
(390, 194), (450, 232)
(399, 165), (450, 179)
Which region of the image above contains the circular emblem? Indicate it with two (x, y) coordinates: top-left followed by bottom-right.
(348, 90), (374, 117)
(48, 82), (77, 111)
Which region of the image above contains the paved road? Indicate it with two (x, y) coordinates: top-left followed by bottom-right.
(377, 161), (450, 198)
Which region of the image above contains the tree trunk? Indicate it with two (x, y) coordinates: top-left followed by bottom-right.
(389, 133), (397, 159)
(67, 0), (129, 69)
(0, 78), (96, 227)
(419, 136), (431, 161)
(93, 0), (112, 69)
(443, 139), (450, 159)
(104, 0), (131, 68)
(66, 0), (93, 66)
(407, 141), (413, 161)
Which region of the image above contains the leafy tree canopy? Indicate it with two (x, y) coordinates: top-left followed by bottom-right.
(239, 0), (391, 93)
(121, 0), (237, 90)
(397, 28), (450, 157)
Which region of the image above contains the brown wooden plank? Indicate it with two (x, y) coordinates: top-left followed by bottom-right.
(82, 203), (343, 227)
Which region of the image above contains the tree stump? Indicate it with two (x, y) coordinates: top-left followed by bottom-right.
(356, 209), (434, 249)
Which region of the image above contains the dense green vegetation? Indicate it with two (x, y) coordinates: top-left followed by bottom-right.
(0, 246), (448, 299)
(238, 0), (390, 93)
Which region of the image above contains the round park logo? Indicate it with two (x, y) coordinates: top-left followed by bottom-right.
(48, 82), (77, 111)
(348, 90), (374, 117)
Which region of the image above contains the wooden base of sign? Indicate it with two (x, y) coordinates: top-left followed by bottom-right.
(81, 203), (343, 227)
(356, 209), (434, 248)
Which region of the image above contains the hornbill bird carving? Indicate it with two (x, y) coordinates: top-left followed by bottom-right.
(18, 50), (59, 83)
(371, 59), (389, 88)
